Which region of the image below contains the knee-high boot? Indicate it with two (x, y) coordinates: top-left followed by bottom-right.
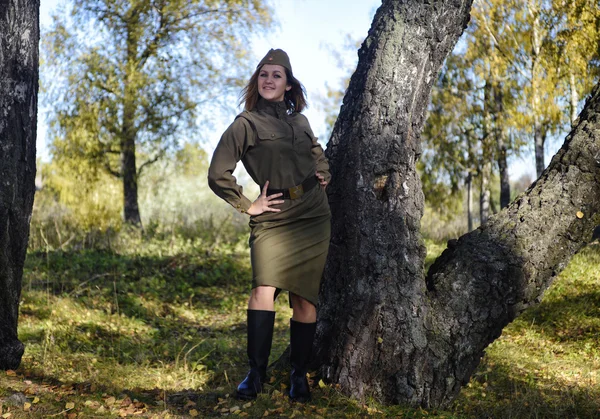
(236, 309), (275, 400)
(289, 319), (316, 402)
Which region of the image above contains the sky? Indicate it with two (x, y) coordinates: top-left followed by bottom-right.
(37, 0), (380, 157)
(38, 0), (541, 181)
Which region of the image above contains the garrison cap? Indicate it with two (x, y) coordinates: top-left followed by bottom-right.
(257, 48), (293, 75)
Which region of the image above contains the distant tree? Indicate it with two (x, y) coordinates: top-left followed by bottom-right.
(421, 0), (599, 224)
(0, 0), (38, 369)
(44, 0), (273, 225)
(549, 0), (600, 128)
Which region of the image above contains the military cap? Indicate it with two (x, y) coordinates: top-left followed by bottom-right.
(257, 48), (293, 75)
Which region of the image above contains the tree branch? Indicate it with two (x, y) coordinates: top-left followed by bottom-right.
(105, 162), (122, 178)
(137, 148), (166, 176)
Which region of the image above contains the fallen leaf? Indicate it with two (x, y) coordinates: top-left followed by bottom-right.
(105, 397), (116, 406)
(2, 413), (12, 418)
(377, 336), (383, 344)
(230, 406), (241, 412)
(243, 402), (252, 409)
(23, 403), (31, 412)
(5, 371), (16, 377)
(65, 402), (75, 410)
(189, 409), (199, 417)
(318, 379), (326, 389)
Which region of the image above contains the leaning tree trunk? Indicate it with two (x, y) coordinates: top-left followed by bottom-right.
(425, 85), (600, 405)
(0, 0), (39, 369)
(316, 0), (600, 408)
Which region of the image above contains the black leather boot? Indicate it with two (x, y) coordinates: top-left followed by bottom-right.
(289, 319), (316, 403)
(236, 309), (275, 400)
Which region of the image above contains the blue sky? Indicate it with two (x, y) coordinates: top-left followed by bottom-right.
(38, 0), (539, 180)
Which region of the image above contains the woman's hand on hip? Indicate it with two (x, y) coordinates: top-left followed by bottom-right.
(316, 171), (328, 190)
(247, 180), (284, 216)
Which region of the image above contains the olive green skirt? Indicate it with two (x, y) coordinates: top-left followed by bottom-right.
(248, 186), (331, 306)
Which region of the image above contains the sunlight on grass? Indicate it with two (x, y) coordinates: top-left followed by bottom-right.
(455, 243), (600, 419)
(1, 239), (598, 417)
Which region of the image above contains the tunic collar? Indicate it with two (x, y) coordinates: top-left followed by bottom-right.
(256, 97), (289, 120)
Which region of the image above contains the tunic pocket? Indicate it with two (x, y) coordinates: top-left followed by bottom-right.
(255, 126), (288, 141)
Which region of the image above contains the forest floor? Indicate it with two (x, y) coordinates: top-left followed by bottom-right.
(0, 238), (598, 418)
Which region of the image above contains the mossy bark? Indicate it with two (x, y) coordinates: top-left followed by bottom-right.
(0, 0), (39, 369)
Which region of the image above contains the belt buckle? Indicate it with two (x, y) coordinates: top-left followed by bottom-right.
(288, 184), (304, 199)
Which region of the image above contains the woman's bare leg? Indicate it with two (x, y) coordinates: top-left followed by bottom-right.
(248, 286), (277, 311)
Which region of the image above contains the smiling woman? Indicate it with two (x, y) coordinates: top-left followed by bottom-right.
(207, 48), (331, 404)
(258, 65), (290, 102)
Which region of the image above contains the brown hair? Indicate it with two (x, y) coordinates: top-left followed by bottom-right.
(240, 66), (308, 113)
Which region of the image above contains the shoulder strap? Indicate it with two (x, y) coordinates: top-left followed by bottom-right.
(235, 111), (259, 143)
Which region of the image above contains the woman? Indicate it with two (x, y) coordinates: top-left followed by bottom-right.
(207, 48), (331, 403)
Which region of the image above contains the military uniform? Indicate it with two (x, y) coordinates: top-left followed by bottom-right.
(208, 97), (331, 305)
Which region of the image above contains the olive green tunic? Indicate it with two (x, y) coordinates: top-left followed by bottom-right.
(207, 98), (331, 305)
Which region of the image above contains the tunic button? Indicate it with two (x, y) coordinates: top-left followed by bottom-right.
(271, 134), (275, 138)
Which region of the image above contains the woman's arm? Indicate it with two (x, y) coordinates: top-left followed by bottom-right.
(207, 118), (255, 214)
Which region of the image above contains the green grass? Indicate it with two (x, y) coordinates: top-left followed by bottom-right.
(0, 238), (598, 418)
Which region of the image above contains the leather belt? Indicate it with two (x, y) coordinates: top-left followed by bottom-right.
(267, 176), (318, 199)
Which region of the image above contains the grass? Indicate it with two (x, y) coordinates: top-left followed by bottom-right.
(0, 237), (598, 418)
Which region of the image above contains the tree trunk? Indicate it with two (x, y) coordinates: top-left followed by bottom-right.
(497, 139), (510, 208)
(534, 124), (545, 177)
(425, 84), (600, 406)
(529, 0), (545, 178)
(316, 0), (474, 407)
(494, 84), (510, 208)
(479, 163), (491, 225)
(570, 68), (578, 128)
(121, 16), (142, 226)
(466, 172), (473, 232)
(0, 0), (39, 369)
(121, 136), (141, 225)
(316, 0), (600, 408)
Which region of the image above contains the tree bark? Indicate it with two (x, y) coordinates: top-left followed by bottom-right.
(316, 0), (473, 407)
(0, 0), (39, 369)
(317, 0), (600, 408)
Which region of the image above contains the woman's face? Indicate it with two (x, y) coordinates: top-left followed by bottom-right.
(258, 64), (291, 102)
